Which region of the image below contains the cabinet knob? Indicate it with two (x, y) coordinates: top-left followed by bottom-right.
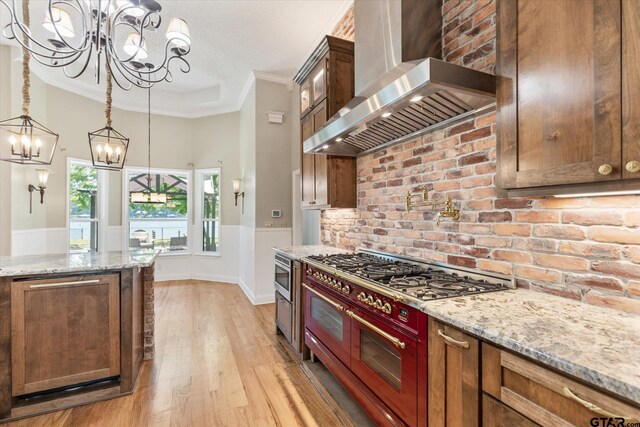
(598, 164), (613, 176)
(626, 160), (640, 173)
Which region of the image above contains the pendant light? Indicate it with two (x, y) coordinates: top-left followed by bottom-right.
(0, 0), (59, 165)
(130, 88), (167, 204)
(88, 66), (129, 170)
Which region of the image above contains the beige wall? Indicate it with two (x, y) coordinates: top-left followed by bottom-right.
(239, 83), (256, 229)
(255, 79), (293, 228)
(1, 47), (296, 253)
(0, 46), (13, 254)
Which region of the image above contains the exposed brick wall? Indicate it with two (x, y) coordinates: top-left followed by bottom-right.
(320, 0), (640, 314)
(331, 4), (355, 41)
(142, 264), (155, 360)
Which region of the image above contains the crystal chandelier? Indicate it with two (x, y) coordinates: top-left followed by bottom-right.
(0, 0), (59, 165)
(88, 66), (129, 170)
(0, 0), (192, 90)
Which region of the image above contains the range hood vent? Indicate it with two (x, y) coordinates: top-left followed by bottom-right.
(303, 58), (496, 157)
(302, 0), (496, 157)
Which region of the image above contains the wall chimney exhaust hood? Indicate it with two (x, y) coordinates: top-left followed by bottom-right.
(303, 0), (496, 157)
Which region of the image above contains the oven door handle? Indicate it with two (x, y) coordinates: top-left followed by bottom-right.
(302, 283), (344, 312)
(346, 310), (406, 350)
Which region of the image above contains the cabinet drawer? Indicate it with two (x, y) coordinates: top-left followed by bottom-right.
(483, 393), (538, 427)
(275, 292), (292, 342)
(11, 274), (121, 396)
(482, 343), (640, 426)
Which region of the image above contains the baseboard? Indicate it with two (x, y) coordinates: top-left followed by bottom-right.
(191, 273), (238, 284)
(253, 293), (276, 305)
(155, 273), (191, 282)
(237, 278), (255, 303)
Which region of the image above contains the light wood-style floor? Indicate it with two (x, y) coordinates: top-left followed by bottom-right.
(9, 281), (346, 427)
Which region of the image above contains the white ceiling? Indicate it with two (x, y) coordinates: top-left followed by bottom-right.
(0, 0), (353, 118)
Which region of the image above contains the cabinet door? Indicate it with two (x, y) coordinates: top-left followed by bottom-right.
(300, 80), (311, 118)
(301, 114), (316, 207)
(428, 318), (480, 427)
(622, 0), (640, 180)
(11, 274), (120, 396)
(312, 100), (329, 206)
(498, 0), (622, 189)
(310, 59), (327, 108)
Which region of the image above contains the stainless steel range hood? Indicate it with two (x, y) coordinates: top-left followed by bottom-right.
(303, 0), (496, 157)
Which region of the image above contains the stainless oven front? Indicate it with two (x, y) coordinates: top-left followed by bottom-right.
(274, 253), (292, 301)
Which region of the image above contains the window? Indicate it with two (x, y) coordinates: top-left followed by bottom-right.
(198, 170), (220, 253)
(68, 160), (100, 252)
(126, 168), (190, 253)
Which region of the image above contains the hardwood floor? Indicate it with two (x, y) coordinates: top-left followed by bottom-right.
(8, 281), (346, 427)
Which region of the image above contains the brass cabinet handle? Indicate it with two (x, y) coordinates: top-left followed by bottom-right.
(563, 387), (637, 423)
(346, 310), (406, 349)
(302, 283), (344, 311)
(437, 329), (470, 349)
(598, 164), (613, 176)
(29, 279), (101, 289)
(626, 160), (640, 173)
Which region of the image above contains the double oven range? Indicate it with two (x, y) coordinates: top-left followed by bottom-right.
(302, 250), (511, 427)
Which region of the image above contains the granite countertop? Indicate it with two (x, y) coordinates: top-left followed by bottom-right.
(273, 245), (352, 260)
(0, 249), (159, 277)
(420, 289), (640, 404)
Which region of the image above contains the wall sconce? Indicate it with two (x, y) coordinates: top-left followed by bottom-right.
(28, 169), (49, 214)
(233, 178), (245, 213)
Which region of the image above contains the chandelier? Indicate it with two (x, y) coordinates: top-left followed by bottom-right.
(0, 0), (192, 90)
(0, 0), (59, 165)
(88, 65), (129, 170)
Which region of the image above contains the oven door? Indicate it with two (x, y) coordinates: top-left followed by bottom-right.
(348, 307), (418, 426)
(303, 282), (351, 367)
(274, 255), (291, 301)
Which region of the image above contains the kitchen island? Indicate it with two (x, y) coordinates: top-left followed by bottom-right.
(0, 250), (158, 422)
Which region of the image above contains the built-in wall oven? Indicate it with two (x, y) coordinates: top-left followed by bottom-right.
(274, 253), (292, 301)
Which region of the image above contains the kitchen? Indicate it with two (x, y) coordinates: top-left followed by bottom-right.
(0, 0), (639, 426)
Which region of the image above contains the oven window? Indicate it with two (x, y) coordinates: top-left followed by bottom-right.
(275, 264), (290, 293)
(360, 329), (402, 391)
(310, 297), (343, 342)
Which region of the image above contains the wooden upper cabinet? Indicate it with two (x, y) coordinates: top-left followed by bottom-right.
(11, 274), (120, 396)
(497, 0), (640, 194)
(295, 35), (356, 209)
(427, 318), (480, 427)
(623, 0), (640, 180)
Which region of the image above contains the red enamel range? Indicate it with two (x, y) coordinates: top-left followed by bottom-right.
(302, 250), (511, 427)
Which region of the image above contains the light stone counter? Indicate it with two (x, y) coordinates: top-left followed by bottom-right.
(420, 289), (640, 404)
(0, 249), (159, 277)
(273, 245), (352, 260)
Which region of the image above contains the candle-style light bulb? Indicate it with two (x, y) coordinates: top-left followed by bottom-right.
(96, 144), (103, 161)
(21, 134), (30, 157)
(35, 138), (42, 156)
(115, 146), (122, 162)
(9, 135), (16, 155)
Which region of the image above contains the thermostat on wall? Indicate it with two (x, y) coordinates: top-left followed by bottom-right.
(271, 210), (282, 218)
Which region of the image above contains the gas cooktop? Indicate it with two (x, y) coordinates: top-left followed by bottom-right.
(306, 252), (510, 301)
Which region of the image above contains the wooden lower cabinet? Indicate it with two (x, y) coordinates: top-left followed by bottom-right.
(11, 274), (121, 396)
(482, 343), (640, 426)
(427, 318), (480, 427)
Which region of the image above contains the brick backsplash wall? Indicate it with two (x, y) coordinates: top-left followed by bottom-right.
(320, 0), (640, 314)
(331, 4), (355, 41)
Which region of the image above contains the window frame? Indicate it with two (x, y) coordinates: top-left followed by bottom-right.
(122, 166), (193, 256)
(65, 157), (108, 253)
(194, 168), (222, 256)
